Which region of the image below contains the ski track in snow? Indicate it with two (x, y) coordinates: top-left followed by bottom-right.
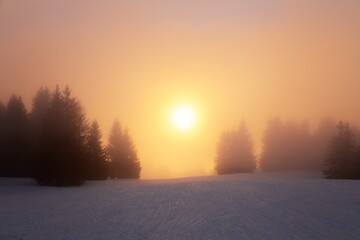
(1, 172), (360, 240)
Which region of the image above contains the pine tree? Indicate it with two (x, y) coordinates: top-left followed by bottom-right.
(0, 95), (30, 177)
(323, 122), (359, 179)
(0, 101), (5, 121)
(32, 86), (89, 186)
(108, 119), (141, 179)
(30, 87), (51, 129)
(0, 101), (6, 175)
(312, 118), (337, 169)
(29, 87), (51, 174)
(122, 128), (141, 179)
(216, 121), (256, 174)
(85, 120), (108, 180)
(259, 117), (284, 171)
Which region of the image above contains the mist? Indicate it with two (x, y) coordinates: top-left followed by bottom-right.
(1, 0), (360, 178)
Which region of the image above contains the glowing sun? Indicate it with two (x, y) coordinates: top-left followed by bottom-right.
(171, 105), (197, 130)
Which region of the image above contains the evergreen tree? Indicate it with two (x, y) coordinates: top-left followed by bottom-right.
(85, 120), (108, 180)
(29, 87), (51, 173)
(312, 118), (337, 169)
(108, 119), (141, 179)
(122, 128), (141, 178)
(259, 117), (284, 171)
(30, 87), (51, 128)
(0, 95), (30, 177)
(0, 101), (6, 175)
(323, 122), (359, 179)
(0, 101), (5, 121)
(216, 121), (256, 174)
(32, 86), (89, 186)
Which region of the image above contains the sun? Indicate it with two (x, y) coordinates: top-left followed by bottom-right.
(171, 105), (197, 130)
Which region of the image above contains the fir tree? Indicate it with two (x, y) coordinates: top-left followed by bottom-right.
(30, 87), (51, 128)
(0, 95), (30, 177)
(0, 101), (6, 175)
(29, 87), (51, 173)
(85, 120), (108, 180)
(259, 117), (284, 171)
(216, 121), (256, 174)
(108, 119), (141, 179)
(323, 122), (359, 179)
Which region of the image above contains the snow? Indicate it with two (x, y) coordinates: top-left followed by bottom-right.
(1, 171), (360, 240)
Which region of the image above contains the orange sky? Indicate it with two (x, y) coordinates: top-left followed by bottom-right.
(1, 0), (360, 179)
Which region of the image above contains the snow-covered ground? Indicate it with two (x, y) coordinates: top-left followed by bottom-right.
(1, 171), (360, 240)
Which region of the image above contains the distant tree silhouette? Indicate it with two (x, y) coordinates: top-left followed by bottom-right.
(323, 122), (360, 179)
(260, 118), (321, 171)
(216, 121), (256, 174)
(312, 118), (337, 168)
(259, 117), (284, 171)
(108, 119), (141, 179)
(85, 120), (108, 180)
(32, 86), (89, 186)
(0, 95), (30, 177)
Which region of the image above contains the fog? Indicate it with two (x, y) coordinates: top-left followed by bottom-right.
(1, 0), (360, 178)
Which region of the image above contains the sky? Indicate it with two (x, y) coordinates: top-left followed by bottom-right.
(1, 0), (360, 179)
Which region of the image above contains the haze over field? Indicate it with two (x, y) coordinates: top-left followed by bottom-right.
(1, 0), (360, 178)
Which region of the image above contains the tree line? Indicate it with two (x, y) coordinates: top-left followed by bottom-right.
(0, 86), (141, 186)
(216, 118), (360, 179)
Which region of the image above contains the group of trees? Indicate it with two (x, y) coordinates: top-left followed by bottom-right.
(259, 118), (336, 171)
(215, 117), (360, 179)
(0, 86), (141, 186)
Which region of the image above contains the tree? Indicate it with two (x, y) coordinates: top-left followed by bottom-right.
(108, 119), (141, 179)
(29, 87), (51, 173)
(323, 122), (360, 179)
(0, 101), (5, 121)
(260, 118), (320, 171)
(85, 120), (108, 180)
(0, 101), (6, 175)
(30, 87), (51, 129)
(312, 118), (337, 169)
(0, 95), (30, 177)
(216, 121), (256, 174)
(259, 117), (284, 171)
(32, 86), (89, 186)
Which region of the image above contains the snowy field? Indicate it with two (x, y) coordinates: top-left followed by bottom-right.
(1, 171), (360, 240)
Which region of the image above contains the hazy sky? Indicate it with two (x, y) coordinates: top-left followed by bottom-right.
(1, 0), (360, 179)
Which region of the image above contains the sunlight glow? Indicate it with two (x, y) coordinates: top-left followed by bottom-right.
(171, 105), (196, 130)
